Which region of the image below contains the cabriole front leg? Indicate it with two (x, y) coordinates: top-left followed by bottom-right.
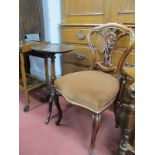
(90, 113), (101, 155)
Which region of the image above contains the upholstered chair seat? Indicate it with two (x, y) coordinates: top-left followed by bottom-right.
(55, 70), (119, 113)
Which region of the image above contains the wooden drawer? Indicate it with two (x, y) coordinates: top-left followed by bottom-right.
(62, 49), (135, 75)
(63, 46), (135, 67)
(61, 27), (91, 45)
(63, 45), (102, 66)
(61, 26), (135, 47)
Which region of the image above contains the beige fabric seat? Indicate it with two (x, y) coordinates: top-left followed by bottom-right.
(55, 70), (119, 113)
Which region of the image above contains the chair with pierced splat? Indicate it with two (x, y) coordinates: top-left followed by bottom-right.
(53, 23), (135, 155)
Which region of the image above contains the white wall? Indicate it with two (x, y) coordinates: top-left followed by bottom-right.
(30, 0), (61, 80)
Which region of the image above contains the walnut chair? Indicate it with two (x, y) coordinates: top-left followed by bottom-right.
(54, 23), (135, 155)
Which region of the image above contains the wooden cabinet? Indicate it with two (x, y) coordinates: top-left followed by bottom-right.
(19, 0), (45, 41)
(61, 0), (135, 75)
(19, 0), (45, 74)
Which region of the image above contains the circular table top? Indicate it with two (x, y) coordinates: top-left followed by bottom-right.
(31, 43), (74, 54)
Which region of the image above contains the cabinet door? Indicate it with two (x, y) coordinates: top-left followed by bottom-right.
(62, 0), (112, 24)
(111, 0), (135, 24)
(19, 0), (45, 40)
(62, 0), (135, 24)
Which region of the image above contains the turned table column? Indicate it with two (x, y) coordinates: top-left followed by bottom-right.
(31, 43), (74, 125)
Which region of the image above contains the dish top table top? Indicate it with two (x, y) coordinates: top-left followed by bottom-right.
(20, 41), (74, 54)
(31, 42), (74, 54)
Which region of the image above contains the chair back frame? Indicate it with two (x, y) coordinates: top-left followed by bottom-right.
(87, 23), (135, 79)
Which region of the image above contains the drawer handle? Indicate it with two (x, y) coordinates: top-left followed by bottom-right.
(75, 53), (86, 60)
(76, 33), (85, 40)
(125, 60), (135, 67)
